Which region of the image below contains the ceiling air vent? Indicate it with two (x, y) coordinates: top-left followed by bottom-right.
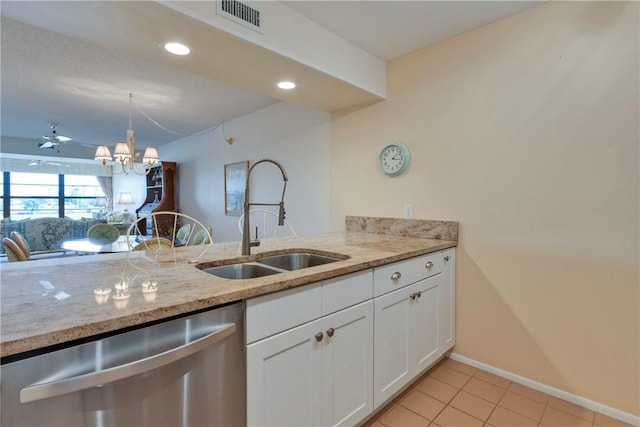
(217, 0), (262, 33)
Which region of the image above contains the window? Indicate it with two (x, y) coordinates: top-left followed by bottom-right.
(63, 175), (106, 220)
(2, 172), (106, 220)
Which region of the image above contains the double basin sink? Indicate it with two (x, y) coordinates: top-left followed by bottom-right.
(197, 250), (350, 280)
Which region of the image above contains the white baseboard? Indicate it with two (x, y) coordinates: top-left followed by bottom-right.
(449, 352), (639, 427)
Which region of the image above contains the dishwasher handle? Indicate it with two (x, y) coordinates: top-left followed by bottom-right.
(20, 322), (236, 404)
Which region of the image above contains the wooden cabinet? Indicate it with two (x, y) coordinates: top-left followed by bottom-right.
(135, 161), (177, 235)
(246, 271), (373, 427)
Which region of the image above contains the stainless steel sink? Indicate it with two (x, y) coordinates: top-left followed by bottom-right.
(201, 263), (284, 280)
(256, 252), (342, 271)
(198, 250), (349, 279)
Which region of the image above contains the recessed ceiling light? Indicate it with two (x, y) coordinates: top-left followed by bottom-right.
(277, 81), (296, 90)
(164, 42), (191, 56)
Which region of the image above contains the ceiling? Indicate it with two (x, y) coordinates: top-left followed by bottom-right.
(283, 1), (542, 61)
(0, 1), (542, 154)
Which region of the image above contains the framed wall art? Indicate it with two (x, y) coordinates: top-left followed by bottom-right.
(224, 161), (248, 216)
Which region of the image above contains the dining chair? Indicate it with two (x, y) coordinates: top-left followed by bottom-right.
(192, 226), (213, 245)
(175, 223), (192, 246)
(87, 223), (120, 244)
(127, 211), (211, 248)
(132, 237), (174, 251)
(3, 237), (28, 262)
(10, 231), (31, 259)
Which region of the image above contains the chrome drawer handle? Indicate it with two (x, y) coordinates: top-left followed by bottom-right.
(391, 272), (402, 280)
(444, 255), (450, 262)
(425, 261), (434, 269)
(326, 328), (335, 337)
(315, 332), (324, 342)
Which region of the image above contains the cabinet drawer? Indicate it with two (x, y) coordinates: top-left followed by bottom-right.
(373, 252), (442, 297)
(322, 270), (373, 316)
(246, 283), (321, 344)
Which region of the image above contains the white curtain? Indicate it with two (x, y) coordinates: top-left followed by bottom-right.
(96, 176), (114, 211)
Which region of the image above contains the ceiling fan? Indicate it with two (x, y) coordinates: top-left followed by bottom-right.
(39, 123), (71, 149)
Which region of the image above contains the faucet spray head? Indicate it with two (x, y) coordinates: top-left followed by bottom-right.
(278, 202), (286, 226)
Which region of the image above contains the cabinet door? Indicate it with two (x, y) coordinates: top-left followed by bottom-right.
(321, 301), (373, 427)
(247, 319), (322, 427)
(411, 275), (441, 375)
(440, 248), (456, 350)
(373, 285), (414, 408)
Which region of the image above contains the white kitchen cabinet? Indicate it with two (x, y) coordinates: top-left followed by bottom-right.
(247, 319), (323, 426)
(246, 249), (456, 425)
(373, 252), (442, 298)
(246, 272), (373, 427)
(440, 248), (456, 350)
(321, 301), (373, 427)
(373, 274), (442, 408)
(247, 301), (373, 427)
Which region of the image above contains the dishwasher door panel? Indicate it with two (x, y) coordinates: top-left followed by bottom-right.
(1, 302), (245, 427)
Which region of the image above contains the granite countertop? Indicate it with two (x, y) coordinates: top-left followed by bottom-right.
(0, 217), (458, 359)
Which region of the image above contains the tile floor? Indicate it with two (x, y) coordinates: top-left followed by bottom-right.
(363, 357), (635, 427)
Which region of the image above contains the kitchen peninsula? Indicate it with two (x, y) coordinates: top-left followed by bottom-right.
(1, 217), (457, 358)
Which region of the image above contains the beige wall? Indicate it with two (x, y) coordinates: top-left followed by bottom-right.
(331, 1), (639, 416)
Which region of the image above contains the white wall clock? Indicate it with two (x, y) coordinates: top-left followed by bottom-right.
(379, 141), (411, 177)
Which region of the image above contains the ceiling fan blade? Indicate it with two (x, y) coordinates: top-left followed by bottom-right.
(54, 135), (72, 142)
(39, 141), (56, 149)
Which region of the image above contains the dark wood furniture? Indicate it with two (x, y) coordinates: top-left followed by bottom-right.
(135, 162), (177, 236)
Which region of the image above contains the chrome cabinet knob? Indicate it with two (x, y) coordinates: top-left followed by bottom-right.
(425, 261), (434, 269)
(326, 328), (335, 337)
(410, 293), (416, 300)
(315, 332), (324, 342)
(391, 272), (402, 280)
(444, 255), (450, 262)
(416, 290), (422, 298)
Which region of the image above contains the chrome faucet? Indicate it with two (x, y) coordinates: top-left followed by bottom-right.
(241, 159), (288, 255)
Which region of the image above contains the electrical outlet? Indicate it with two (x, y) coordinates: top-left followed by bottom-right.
(404, 204), (413, 219)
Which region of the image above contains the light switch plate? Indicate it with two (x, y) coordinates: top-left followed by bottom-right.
(404, 204), (413, 218)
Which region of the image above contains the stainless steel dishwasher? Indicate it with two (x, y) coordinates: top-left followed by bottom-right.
(1, 301), (245, 427)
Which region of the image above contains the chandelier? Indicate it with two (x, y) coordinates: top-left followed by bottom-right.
(94, 93), (159, 175)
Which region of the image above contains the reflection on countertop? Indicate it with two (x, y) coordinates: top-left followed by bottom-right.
(1, 217), (457, 359)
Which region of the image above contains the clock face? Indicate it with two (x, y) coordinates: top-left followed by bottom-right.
(380, 142), (410, 176)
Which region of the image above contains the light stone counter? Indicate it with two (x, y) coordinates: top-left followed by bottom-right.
(1, 217), (457, 359)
